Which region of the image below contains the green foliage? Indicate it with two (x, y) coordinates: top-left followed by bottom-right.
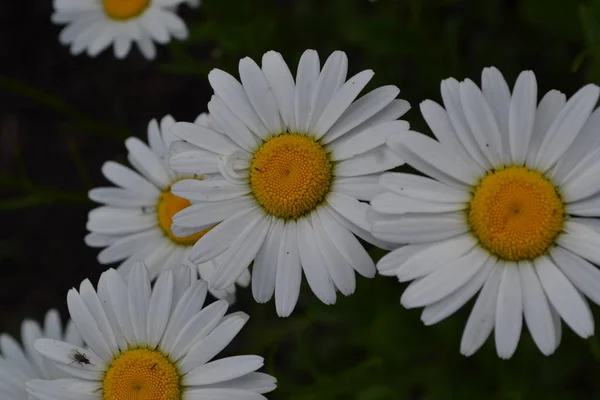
(4, 0), (600, 398)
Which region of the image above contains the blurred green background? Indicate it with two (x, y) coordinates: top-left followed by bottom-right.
(2, 0), (600, 398)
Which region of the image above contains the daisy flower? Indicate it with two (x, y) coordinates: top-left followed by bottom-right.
(51, 0), (189, 60)
(26, 263), (277, 400)
(370, 67), (600, 358)
(0, 309), (81, 399)
(168, 49), (409, 316)
(85, 114), (250, 303)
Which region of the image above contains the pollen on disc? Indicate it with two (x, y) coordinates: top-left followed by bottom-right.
(103, 348), (181, 400)
(468, 166), (565, 261)
(250, 134), (333, 220)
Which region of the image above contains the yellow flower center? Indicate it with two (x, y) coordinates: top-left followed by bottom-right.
(157, 190), (213, 246)
(250, 134), (333, 220)
(468, 166), (565, 261)
(103, 349), (180, 400)
(102, 0), (150, 20)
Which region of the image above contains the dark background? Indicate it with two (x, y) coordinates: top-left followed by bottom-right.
(2, 0), (600, 398)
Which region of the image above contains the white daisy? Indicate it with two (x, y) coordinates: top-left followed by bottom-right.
(370, 67), (600, 359)
(85, 114), (250, 303)
(168, 49), (409, 316)
(0, 309), (81, 400)
(26, 263), (277, 400)
(51, 0), (189, 60)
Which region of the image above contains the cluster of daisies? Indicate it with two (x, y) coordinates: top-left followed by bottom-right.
(2, 4), (600, 399)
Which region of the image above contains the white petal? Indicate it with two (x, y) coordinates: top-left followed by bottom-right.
(184, 388), (267, 400)
(161, 281), (208, 352)
(239, 57), (283, 134)
(329, 120), (409, 161)
(319, 207), (375, 278)
(101, 161), (159, 197)
(371, 192), (465, 214)
(335, 145), (403, 177)
(170, 179), (250, 202)
(401, 247), (488, 308)
(77, 280), (119, 354)
(551, 246), (600, 305)
(313, 70), (374, 138)
(370, 211), (467, 244)
(262, 51), (296, 130)
(171, 122), (241, 155)
(208, 95), (261, 152)
(525, 90), (567, 168)
(308, 51), (347, 132)
(27, 378), (101, 400)
(508, 71), (537, 165)
(67, 289), (112, 360)
(179, 312), (248, 373)
(251, 219), (284, 303)
(534, 84), (600, 172)
(551, 107), (600, 182)
(146, 271), (173, 349)
(127, 264), (152, 345)
(89, 187), (154, 207)
(97, 230), (160, 264)
(275, 221), (302, 317)
(169, 300), (228, 361)
(126, 137), (171, 189)
(211, 215), (272, 290)
(557, 220), (600, 265)
(333, 174), (384, 201)
(481, 67), (511, 158)
(494, 264), (523, 359)
(294, 49), (320, 133)
(183, 355), (264, 386)
(387, 130), (479, 189)
(535, 255), (594, 338)
(440, 78), (490, 169)
(188, 206), (261, 264)
(519, 261), (557, 355)
(419, 99), (479, 170)
(208, 69), (269, 138)
(460, 265), (503, 357)
(311, 211), (356, 296)
(102, 269), (134, 348)
(460, 79), (504, 167)
(379, 172), (470, 203)
(421, 257), (494, 326)
(296, 218), (337, 305)
(325, 201), (394, 249)
(190, 372), (276, 394)
(323, 85), (400, 144)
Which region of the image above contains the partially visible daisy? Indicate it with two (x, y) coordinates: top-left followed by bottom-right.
(168, 49), (409, 316)
(85, 114), (249, 303)
(370, 67), (600, 358)
(51, 0), (189, 59)
(0, 309), (81, 399)
(26, 263), (276, 400)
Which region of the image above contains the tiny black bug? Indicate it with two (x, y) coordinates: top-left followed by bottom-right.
(69, 349), (93, 366)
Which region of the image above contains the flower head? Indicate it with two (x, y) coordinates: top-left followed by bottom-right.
(168, 49), (410, 316)
(371, 67), (600, 358)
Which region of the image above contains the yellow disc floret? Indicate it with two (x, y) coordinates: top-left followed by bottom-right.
(157, 190), (213, 246)
(250, 134), (333, 219)
(468, 166), (565, 261)
(103, 348), (180, 400)
(103, 0), (150, 20)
